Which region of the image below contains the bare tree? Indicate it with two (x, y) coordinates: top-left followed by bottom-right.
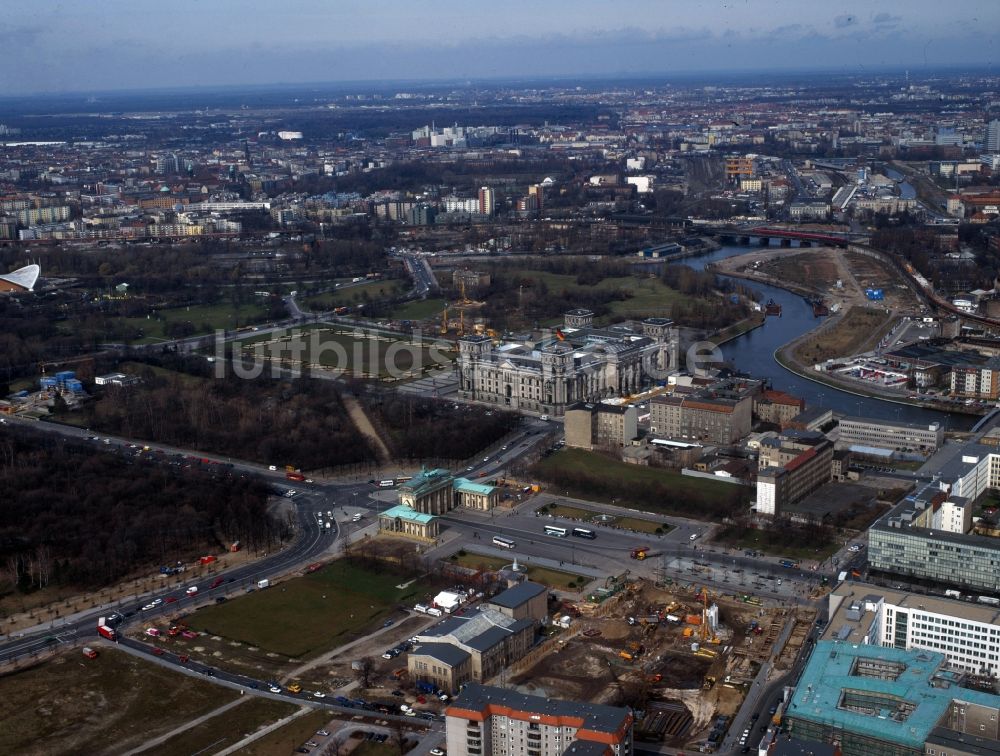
(355, 656), (375, 689)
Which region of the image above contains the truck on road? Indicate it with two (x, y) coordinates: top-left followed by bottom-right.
(286, 471), (305, 482)
(779, 559), (799, 569)
(97, 618), (117, 641)
(257, 579), (270, 589)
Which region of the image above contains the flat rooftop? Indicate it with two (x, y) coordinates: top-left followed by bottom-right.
(790, 641), (1000, 750)
(823, 583), (1000, 646)
(447, 682), (632, 735)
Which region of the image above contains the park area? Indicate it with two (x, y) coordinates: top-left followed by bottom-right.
(302, 280), (406, 310)
(180, 560), (428, 663)
(538, 502), (673, 535)
(238, 324), (455, 379)
(531, 449), (747, 521)
(450, 550), (589, 591)
(118, 300), (274, 343)
(521, 268), (693, 324)
(0, 648), (239, 755)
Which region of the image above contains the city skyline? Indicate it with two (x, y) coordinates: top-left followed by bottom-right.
(3, 0), (998, 94)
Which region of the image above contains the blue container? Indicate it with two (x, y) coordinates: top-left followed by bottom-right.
(54, 370), (76, 381)
(40, 377), (58, 389)
(65, 379), (84, 393)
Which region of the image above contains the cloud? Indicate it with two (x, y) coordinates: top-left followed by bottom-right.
(834, 14), (859, 29)
(872, 12), (902, 30)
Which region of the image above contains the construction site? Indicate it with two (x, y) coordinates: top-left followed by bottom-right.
(508, 576), (815, 752)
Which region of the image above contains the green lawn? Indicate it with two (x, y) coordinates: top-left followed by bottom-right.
(147, 698), (300, 756)
(539, 504), (672, 535)
(531, 449), (743, 520)
(118, 301), (272, 343)
(391, 297), (447, 322)
(238, 326), (454, 378)
(352, 739), (406, 756)
(303, 280), (405, 310)
(0, 648), (239, 756)
(186, 560), (427, 659)
(523, 270), (691, 321)
(232, 709), (332, 756)
(714, 525), (839, 561)
(452, 551), (587, 590)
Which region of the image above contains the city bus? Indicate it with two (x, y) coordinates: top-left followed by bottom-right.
(544, 525), (568, 538)
(572, 527), (596, 540)
(492, 536), (516, 549)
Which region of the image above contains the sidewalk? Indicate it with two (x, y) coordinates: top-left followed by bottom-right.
(214, 706), (312, 756)
(122, 697), (249, 755)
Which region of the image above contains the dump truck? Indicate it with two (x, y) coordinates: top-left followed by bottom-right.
(630, 548), (649, 561)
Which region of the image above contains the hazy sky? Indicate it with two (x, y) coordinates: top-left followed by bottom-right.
(3, 1), (998, 94)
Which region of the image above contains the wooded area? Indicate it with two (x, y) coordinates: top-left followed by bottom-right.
(0, 427), (281, 591)
(80, 356), (375, 471)
(364, 393), (519, 462)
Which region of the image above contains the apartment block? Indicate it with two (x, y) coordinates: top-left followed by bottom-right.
(445, 683), (634, 756)
(951, 358), (1000, 400)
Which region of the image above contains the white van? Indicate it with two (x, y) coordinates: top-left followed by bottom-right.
(352, 513), (363, 522)
(689, 533), (699, 541)
(426, 607), (443, 617)
(414, 603), (429, 614)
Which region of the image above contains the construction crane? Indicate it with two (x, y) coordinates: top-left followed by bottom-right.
(39, 355), (96, 380)
(702, 586), (710, 642)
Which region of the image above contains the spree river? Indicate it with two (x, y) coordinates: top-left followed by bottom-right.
(687, 245), (975, 431)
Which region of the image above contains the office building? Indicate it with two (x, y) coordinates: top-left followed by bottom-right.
(824, 583), (1000, 677)
(445, 682), (634, 756)
(478, 187), (496, 217)
(785, 641), (1000, 756)
(649, 378), (760, 445)
(986, 119), (1000, 154)
(837, 417), (943, 454)
(868, 459), (1000, 592)
(755, 431), (834, 518)
(564, 402), (638, 450)
(457, 312), (678, 417)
